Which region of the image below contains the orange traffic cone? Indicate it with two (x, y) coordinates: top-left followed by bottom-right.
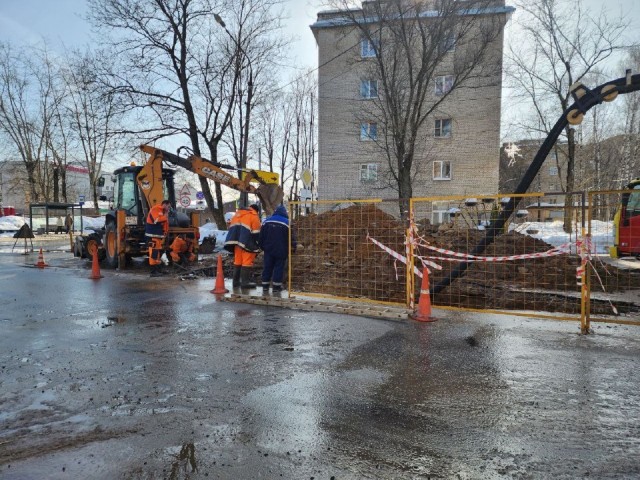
(210, 254), (229, 294)
(89, 248), (103, 280)
(35, 248), (49, 268)
(410, 267), (436, 322)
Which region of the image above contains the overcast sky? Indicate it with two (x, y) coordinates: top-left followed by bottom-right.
(0, 0), (638, 143)
(0, 0), (324, 82)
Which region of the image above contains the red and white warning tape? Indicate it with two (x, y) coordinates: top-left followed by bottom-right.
(416, 241), (573, 262)
(367, 235), (440, 278)
(370, 226), (617, 316)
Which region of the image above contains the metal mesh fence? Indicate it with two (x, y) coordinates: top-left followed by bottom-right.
(289, 199), (408, 305)
(411, 193), (586, 317)
(288, 191), (640, 324)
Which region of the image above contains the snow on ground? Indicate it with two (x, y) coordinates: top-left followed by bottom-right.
(0, 215), (105, 237)
(81, 216), (105, 232)
(198, 223), (228, 250)
(509, 220), (613, 254)
(0, 213), (614, 256)
(0, 216), (26, 236)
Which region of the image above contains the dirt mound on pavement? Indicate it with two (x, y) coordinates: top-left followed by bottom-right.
(291, 205), (640, 315)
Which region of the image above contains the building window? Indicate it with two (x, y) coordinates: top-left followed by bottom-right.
(360, 163), (378, 182)
(439, 33), (456, 54)
(435, 75), (454, 96)
(434, 118), (452, 138)
(549, 166), (558, 176)
(361, 38), (378, 58)
(431, 201), (449, 225)
(360, 79), (378, 99)
(433, 160), (451, 180)
(360, 122), (378, 141)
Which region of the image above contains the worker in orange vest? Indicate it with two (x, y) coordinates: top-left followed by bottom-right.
(170, 233), (196, 265)
(145, 200), (170, 277)
(224, 204), (261, 288)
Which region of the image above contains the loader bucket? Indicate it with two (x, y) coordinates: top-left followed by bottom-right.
(256, 184), (284, 216)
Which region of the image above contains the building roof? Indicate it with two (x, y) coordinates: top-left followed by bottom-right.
(66, 165), (90, 174)
(311, 4), (515, 30)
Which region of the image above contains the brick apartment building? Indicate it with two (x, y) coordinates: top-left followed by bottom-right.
(311, 0), (514, 220)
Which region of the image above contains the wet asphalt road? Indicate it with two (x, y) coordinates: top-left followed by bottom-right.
(1, 249), (640, 479)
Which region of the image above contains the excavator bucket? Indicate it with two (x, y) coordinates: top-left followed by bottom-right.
(255, 184), (284, 216)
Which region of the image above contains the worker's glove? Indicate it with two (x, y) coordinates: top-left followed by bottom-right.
(296, 244), (304, 252)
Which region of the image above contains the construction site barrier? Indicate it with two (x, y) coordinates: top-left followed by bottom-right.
(89, 248), (103, 280)
(290, 191), (640, 329)
(35, 248), (48, 268)
(211, 254), (229, 295)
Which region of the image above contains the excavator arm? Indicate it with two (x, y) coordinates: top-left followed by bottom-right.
(138, 145), (284, 216)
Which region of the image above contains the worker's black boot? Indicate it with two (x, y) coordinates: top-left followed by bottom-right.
(232, 266), (242, 288)
(240, 268), (257, 289)
(261, 281), (270, 294)
(150, 265), (162, 277)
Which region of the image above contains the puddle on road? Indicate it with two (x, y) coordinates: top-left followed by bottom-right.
(168, 442), (197, 479)
(101, 316), (126, 328)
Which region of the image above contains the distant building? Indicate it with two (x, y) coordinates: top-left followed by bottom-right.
(0, 161), (93, 214)
(500, 134), (640, 195)
(499, 134), (640, 222)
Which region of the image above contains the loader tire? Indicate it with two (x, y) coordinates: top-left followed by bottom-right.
(104, 222), (119, 269)
(84, 234), (105, 261)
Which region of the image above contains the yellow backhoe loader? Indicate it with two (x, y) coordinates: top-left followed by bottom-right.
(73, 145), (283, 269)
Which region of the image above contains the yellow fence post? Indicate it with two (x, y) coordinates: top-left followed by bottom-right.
(579, 226), (589, 334)
(407, 198), (415, 309)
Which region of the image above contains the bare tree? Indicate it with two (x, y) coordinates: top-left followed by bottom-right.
(287, 75), (317, 205)
(62, 49), (121, 207)
(220, 0), (288, 207)
(507, 0), (629, 232)
(0, 43), (65, 204)
(89, 0), (288, 227)
(619, 47), (640, 184)
(89, 0), (232, 227)
(253, 73), (317, 211)
(326, 0), (508, 218)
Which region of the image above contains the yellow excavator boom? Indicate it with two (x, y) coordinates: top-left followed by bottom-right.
(138, 145), (284, 216)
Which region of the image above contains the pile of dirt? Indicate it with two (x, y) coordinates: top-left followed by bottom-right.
(290, 204), (640, 315)
(292, 204), (410, 302)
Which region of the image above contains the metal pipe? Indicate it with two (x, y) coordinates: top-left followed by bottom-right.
(432, 73), (640, 294)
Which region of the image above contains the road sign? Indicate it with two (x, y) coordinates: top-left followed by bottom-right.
(299, 188), (312, 201)
(301, 169), (312, 189)
(180, 183), (192, 196)
(196, 191), (204, 200)
(79, 195), (85, 206)
(179, 195), (191, 208)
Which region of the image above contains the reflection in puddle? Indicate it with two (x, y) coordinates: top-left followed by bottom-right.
(168, 442), (197, 479)
(100, 316), (126, 328)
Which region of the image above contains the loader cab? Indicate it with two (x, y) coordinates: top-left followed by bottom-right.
(111, 165), (177, 224)
(112, 166), (141, 219)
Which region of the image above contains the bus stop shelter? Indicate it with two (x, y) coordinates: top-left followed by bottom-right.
(29, 203), (84, 234)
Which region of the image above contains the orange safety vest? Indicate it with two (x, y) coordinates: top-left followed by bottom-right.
(145, 204), (169, 237)
(224, 208), (261, 253)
